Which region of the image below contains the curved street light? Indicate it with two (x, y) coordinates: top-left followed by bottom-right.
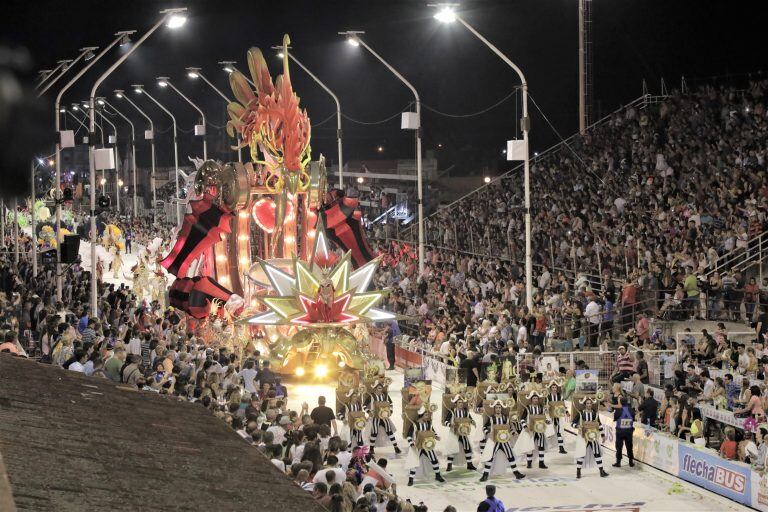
(157, 76), (207, 160)
(85, 6), (188, 316)
(339, 30), (424, 275)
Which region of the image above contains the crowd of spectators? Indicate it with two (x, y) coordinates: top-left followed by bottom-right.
(370, 83), (768, 361)
(1, 218), (444, 512)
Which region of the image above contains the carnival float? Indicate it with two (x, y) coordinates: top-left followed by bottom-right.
(158, 35), (391, 378)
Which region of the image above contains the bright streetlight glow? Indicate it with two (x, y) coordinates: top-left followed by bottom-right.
(314, 364), (329, 378)
(346, 36), (360, 47)
(118, 179), (124, 186)
(219, 61), (236, 74)
(100, 178), (106, 185)
(97, 99), (105, 105)
(187, 70), (199, 79)
(115, 91), (123, 98)
(59, 108), (66, 113)
(166, 14), (187, 29)
(484, 176), (491, 183)
(133, 84), (144, 94)
(377, 145), (384, 152)
(357, 176), (364, 184)
(276, 52), (285, 59)
(37, 158), (44, 165)
(71, 105), (79, 111)
(48, 159), (55, 166)
(434, 7), (457, 23)
(157, 77), (168, 87)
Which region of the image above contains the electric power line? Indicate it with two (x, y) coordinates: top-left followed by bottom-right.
(421, 87), (521, 118)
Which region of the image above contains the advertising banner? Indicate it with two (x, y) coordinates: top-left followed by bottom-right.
(751, 470), (768, 512)
(632, 426), (679, 474)
(423, 354), (447, 387)
(677, 443), (752, 505)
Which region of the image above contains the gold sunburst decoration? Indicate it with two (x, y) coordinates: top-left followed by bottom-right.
(247, 225), (394, 327)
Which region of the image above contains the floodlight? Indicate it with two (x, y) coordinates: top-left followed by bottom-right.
(167, 14), (187, 29)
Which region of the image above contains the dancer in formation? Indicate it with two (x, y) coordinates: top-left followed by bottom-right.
(520, 391), (549, 469)
(480, 402), (526, 482)
(444, 395), (477, 472)
(547, 380), (568, 454)
(338, 388), (365, 449)
(364, 379), (402, 456)
(572, 396), (609, 478)
(405, 406), (445, 486)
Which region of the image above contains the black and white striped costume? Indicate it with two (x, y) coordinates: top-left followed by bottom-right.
(337, 400), (365, 448)
(444, 407), (473, 465)
(548, 391), (565, 450)
(521, 403), (547, 464)
(481, 414), (520, 473)
(364, 392), (399, 449)
(406, 420), (441, 479)
(572, 409), (605, 470)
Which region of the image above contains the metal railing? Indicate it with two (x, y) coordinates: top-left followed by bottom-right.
(374, 236), (609, 295)
(704, 229), (767, 281)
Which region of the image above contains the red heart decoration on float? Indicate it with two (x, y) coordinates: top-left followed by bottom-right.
(252, 198), (295, 233)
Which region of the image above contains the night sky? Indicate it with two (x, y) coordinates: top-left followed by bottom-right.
(3, 0), (767, 177)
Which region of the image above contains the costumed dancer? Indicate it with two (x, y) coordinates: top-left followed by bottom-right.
(444, 395), (477, 472)
(110, 247), (123, 278)
(572, 396), (609, 478)
(364, 379), (402, 456)
(338, 388), (366, 449)
(519, 391), (549, 469)
(480, 401), (526, 482)
(405, 405), (445, 486)
(547, 380), (568, 454)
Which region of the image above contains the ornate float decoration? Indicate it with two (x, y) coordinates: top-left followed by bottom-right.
(247, 226), (393, 374)
(157, 36), (382, 376)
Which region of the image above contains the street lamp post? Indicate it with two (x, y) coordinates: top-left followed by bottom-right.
(53, 35), (128, 302)
(115, 90), (158, 211)
(86, 7), (188, 317)
(186, 67), (242, 163)
(39, 46), (100, 98)
(94, 105), (120, 213)
(134, 85), (181, 225)
(433, 4), (533, 310)
(340, 31), (424, 275)
(272, 47), (344, 188)
(103, 98), (138, 216)
(36, 59), (71, 94)
(157, 77), (207, 160)
(31, 161), (37, 277)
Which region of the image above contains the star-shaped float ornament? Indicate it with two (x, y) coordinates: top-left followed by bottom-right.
(247, 226), (395, 327)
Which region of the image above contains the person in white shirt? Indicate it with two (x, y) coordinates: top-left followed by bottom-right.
(312, 456), (346, 485)
(67, 350), (88, 373)
(238, 360), (259, 395)
(439, 336), (454, 356)
(516, 319), (528, 345)
(584, 297), (602, 348)
(267, 416), (292, 446)
(126, 331), (142, 357)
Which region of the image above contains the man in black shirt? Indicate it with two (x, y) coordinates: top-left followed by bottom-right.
(460, 350), (480, 388)
(635, 351), (649, 385)
(310, 396), (337, 435)
(638, 389), (658, 427)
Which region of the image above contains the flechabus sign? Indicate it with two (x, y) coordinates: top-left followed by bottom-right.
(677, 444), (751, 505)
